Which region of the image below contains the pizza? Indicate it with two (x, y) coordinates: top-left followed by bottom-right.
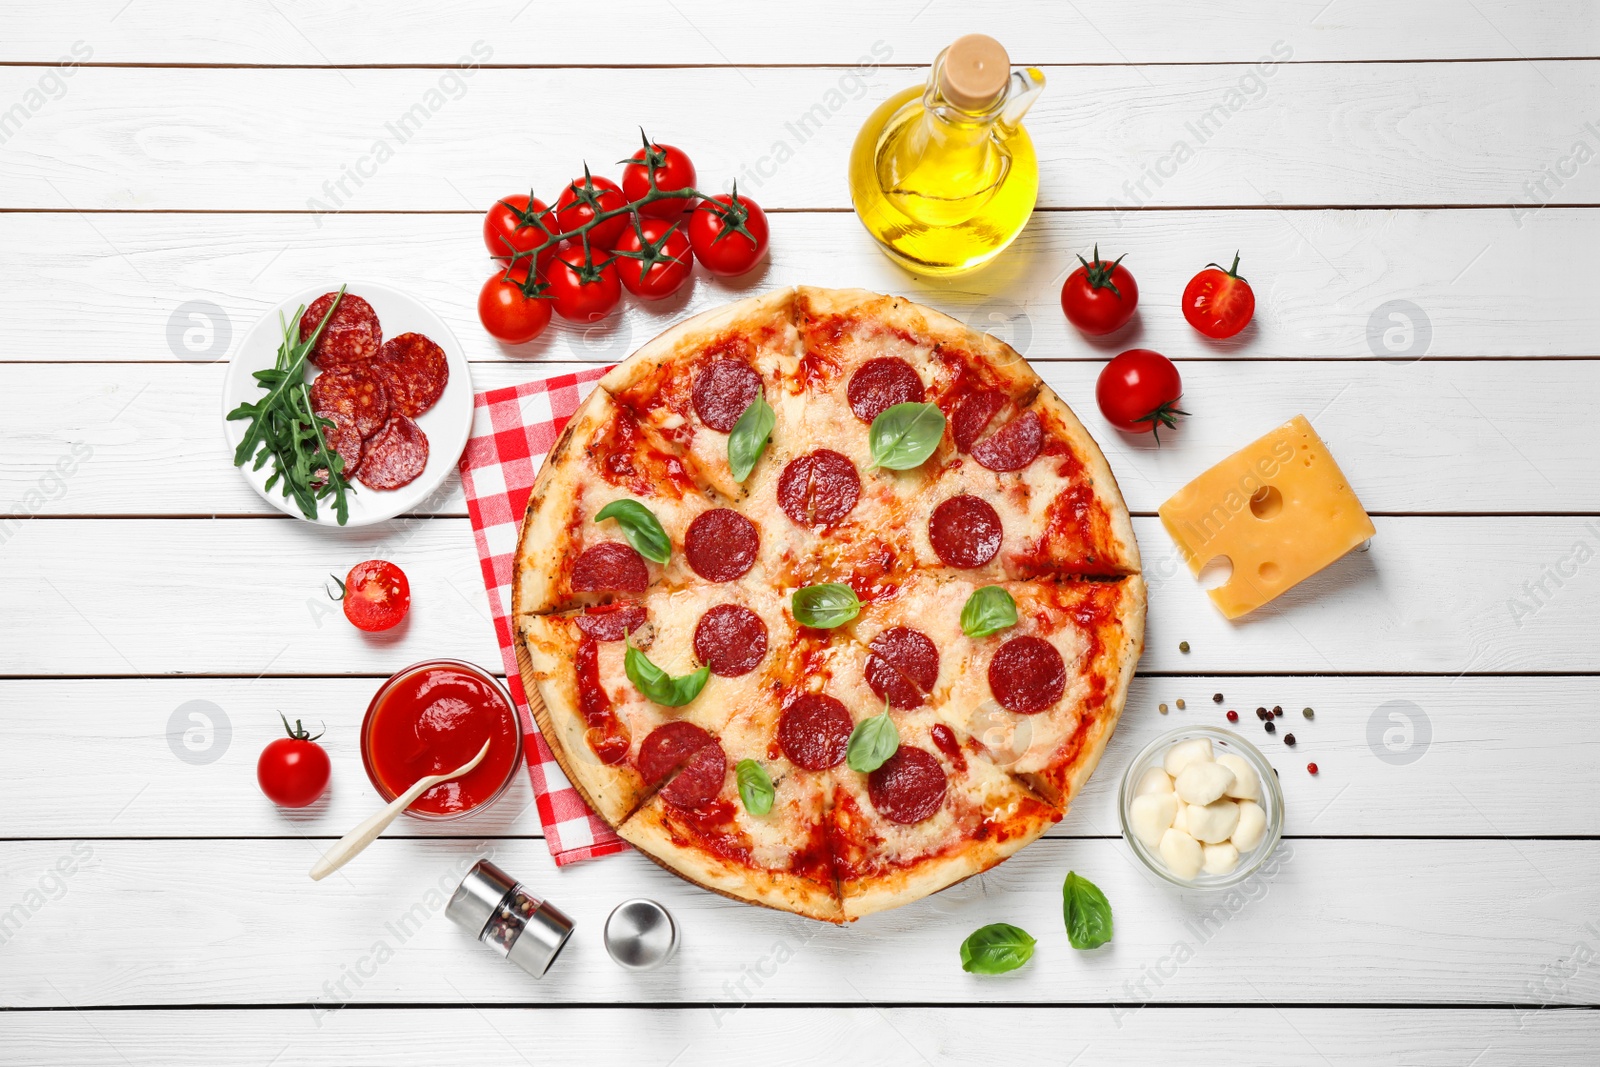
(514, 286), (1145, 922)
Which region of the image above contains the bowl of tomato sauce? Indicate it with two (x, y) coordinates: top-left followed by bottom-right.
(360, 659), (522, 820)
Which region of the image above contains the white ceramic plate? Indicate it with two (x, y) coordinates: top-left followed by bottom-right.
(222, 283), (472, 527)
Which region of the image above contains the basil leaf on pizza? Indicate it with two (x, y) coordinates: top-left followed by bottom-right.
(736, 758), (775, 816)
(959, 923), (1037, 974)
(727, 392), (775, 483)
(961, 585), (1017, 638)
(1062, 871), (1114, 949)
(594, 499), (671, 565)
(791, 582), (861, 628)
(624, 637), (709, 707)
(868, 402), (946, 471)
(846, 704), (899, 772)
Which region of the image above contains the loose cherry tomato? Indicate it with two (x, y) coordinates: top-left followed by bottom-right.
(1096, 349), (1188, 442)
(478, 264), (552, 344)
(614, 217), (693, 300)
(554, 172), (630, 250)
(330, 560), (410, 632)
(483, 193), (559, 268)
(1182, 252), (1256, 339)
(546, 246), (622, 322)
(1060, 245), (1138, 336)
(621, 133), (699, 219)
(257, 715), (331, 808)
(688, 189), (769, 277)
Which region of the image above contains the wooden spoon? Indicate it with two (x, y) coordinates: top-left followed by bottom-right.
(309, 738), (492, 881)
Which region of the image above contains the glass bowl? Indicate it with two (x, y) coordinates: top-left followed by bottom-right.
(1118, 725), (1285, 890)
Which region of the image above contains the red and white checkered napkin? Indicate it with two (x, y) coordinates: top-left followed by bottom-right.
(457, 365), (628, 866)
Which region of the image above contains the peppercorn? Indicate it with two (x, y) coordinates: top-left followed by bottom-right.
(1265, 720), (1276, 734)
(1176, 698), (1186, 710)
(1159, 703), (1169, 714)
(1284, 733), (1296, 746)
(1273, 706), (1283, 718)
(1303, 707), (1314, 719)
(1213, 693), (1224, 704)
(1226, 710), (1238, 722)
(1179, 641), (1190, 653)
(1256, 707), (1268, 720)
(1307, 762), (1319, 775)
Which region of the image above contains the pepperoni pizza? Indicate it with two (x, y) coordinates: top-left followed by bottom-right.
(514, 287), (1145, 922)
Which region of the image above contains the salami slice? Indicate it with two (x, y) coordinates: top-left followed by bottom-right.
(847, 357), (925, 423)
(972, 411), (1043, 472)
(928, 495), (1003, 569)
(356, 413), (428, 491)
(575, 602), (647, 642)
(314, 414), (364, 480)
(660, 739), (728, 809)
(691, 359), (762, 432)
(777, 693), (853, 771)
(311, 366), (389, 439)
(684, 508), (758, 582)
(952, 390), (1005, 451)
(637, 721), (714, 785)
(864, 626), (940, 708)
(867, 746), (947, 825)
(300, 292), (381, 367)
(987, 635), (1066, 714)
(777, 449), (861, 527)
(373, 332), (449, 417)
(693, 604), (768, 677)
(571, 541), (650, 594)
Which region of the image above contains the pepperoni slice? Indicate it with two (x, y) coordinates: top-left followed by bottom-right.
(972, 411), (1043, 472)
(847, 357), (925, 422)
(314, 414), (365, 481)
(574, 602), (647, 642)
(373, 332), (449, 418)
(637, 721), (714, 785)
(356, 414), (428, 491)
(952, 390), (1005, 451)
(693, 604), (768, 677)
(300, 292), (382, 367)
(867, 747), (947, 824)
(571, 541), (649, 594)
(777, 449), (861, 527)
(661, 739), (727, 809)
(988, 635), (1066, 714)
(864, 627), (940, 708)
(691, 359), (762, 432)
(928, 495), (1003, 569)
(778, 693), (853, 771)
(684, 509), (758, 582)
(311, 366), (389, 438)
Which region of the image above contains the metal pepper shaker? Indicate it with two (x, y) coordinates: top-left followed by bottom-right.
(446, 860), (574, 978)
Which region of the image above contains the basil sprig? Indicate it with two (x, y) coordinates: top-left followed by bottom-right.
(959, 923), (1037, 975)
(1062, 871), (1114, 949)
(846, 702), (899, 773)
(960, 586), (1017, 638)
(867, 402), (946, 471)
(624, 635), (709, 707)
(727, 392), (775, 483)
(736, 759), (775, 816)
(791, 582), (861, 629)
(594, 499), (671, 565)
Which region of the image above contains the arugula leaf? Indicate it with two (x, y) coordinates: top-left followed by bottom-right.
(867, 402), (946, 471)
(1062, 871), (1114, 949)
(959, 923), (1036, 974)
(736, 759), (775, 816)
(624, 635), (710, 707)
(594, 499), (671, 564)
(846, 702), (899, 773)
(727, 392), (775, 483)
(790, 583), (861, 629)
(960, 586), (1017, 638)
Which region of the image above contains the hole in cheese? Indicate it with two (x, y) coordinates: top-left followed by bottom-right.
(1258, 560), (1282, 582)
(1197, 555), (1233, 590)
(1249, 485), (1284, 520)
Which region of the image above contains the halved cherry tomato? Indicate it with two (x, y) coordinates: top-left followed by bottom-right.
(1096, 349), (1188, 442)
(331, 560), (410, 632)
(1182, 252), (1256, 339)
(621, 134), (699, 219)
(478, 264), (552, 344)
(257, 715), (331, 808)
(614, 217), (693, 300)
(1060, 245), (1138, 336)
(546, 246), (622, 322)
(483, 193), (559, 268)
(688, 190), (769, 277)
(554, 172), (630, 250)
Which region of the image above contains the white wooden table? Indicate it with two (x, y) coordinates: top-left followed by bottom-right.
(4, 3), (1599, 1062)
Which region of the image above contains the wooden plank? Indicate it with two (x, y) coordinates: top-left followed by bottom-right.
(2, 838), (1596, 1005)
(3, 675), (1592, 839)
(0, 208), (1592, 362)
(1, 1007), (1594, 1065)
(3, 62), (1598, 210)
(8, 1), (1598, 65)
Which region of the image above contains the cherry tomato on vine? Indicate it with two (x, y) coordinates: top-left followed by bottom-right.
(688, 190), (769, 277)
(614, 217), (693, 300)
(1060, 245), (1138, 336)
(482, 193), (559, 268)
(478, 264), (552, 344)
(554, 172), (630, 250)
(621, 134), (699, 219)
(546, 246), (622, 322)
(329, 560), (411, 632)
(1182, 252), (1256, 339)
(1096, 349), (1188, 443)
(257, 714), (331, 808)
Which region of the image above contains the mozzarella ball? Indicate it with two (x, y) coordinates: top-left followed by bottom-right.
(1186, 798), (1241, 843)
(1232, 800), (1267, 852)
(1129, 792), (1180, 848)
(1163, 738), (1214, 777)
(1203, 842), (1240, 875)
(1175, 761), (1236, 806)
(1159, 828), (1204, 880)
(1134, 766), (1174, 796)
(1216, 753), (1261, 801)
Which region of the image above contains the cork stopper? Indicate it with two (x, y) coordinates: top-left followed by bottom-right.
(939, 34), (1010, 111)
